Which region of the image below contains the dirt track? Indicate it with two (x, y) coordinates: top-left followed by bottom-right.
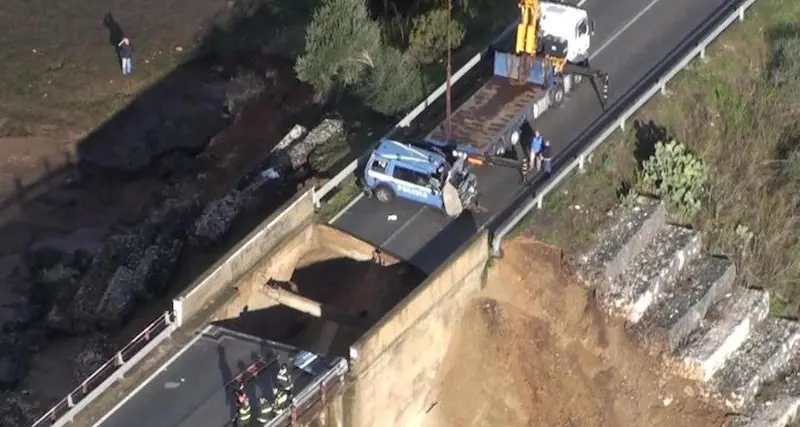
(423, 238), (728, 427)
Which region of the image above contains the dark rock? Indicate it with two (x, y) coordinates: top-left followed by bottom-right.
(49, 234), (145, 333)
(73, 334), (112, 382)
(95, 266), (137, 331)
(0, 355), (21, 390)
(24, 228), (107, 275)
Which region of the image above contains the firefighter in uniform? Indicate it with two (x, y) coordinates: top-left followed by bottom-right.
(234, 383), (252, 426)
(263, 364), (293, 415)
(276, 364), (293, 396)
(271, 386), (290, 412)
(256, 396), (275, 424)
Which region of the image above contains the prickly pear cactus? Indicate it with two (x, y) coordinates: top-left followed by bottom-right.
(638, 140), (708, 220)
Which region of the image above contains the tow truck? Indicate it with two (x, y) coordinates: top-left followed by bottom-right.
(360, 0), (609, 217)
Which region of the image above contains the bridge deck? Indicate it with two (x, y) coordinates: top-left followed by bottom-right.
(92, 326), (335, 427)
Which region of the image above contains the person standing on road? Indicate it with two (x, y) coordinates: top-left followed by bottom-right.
(541, 140), (553, 176)
(530, 130), (543, 171)
(117, 37), (133, 76)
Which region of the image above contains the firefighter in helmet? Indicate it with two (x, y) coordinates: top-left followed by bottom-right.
(271, 386), (290, 413)
(256, 396), (275, 425)
(275, 364), (293, 396)
(233, 382), (252, 426)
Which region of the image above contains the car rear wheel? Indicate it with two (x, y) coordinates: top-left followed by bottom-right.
(375, 185), (395, 203)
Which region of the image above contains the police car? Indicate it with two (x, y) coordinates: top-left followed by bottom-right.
(361, 138), (479, 217)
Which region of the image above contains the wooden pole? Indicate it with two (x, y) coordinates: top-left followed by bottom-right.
(446, 0), (453, 141)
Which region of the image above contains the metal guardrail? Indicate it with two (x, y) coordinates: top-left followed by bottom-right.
(312, 22), (518, 206)
(30, 311), (176, 427)
(491, 0), (757, 255)
(264, 358), (349, 427)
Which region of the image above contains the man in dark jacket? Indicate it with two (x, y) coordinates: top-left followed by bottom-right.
(541, 140), (553, 176)
(117, 37), (133, 76)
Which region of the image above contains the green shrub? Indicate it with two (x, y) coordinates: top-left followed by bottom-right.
(638, 140), (708, 221)
(358, 48), (425, 115)
(409, 9), (466, 64)
(295, 0), (382, 96)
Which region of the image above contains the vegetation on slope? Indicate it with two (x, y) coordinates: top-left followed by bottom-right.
(523, 0), (800, 318)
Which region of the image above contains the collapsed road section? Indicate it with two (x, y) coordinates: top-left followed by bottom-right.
(66, 188), (492, 427)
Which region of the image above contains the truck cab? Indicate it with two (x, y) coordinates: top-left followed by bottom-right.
(539, 2), (594, 64)
(361, 139), (479, 218)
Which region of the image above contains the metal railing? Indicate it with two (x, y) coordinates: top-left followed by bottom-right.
(490, 0), (757, 254)
(264, 358), (349, 427)
(30, 311), (176, 427)
(312, 22), (518, 206)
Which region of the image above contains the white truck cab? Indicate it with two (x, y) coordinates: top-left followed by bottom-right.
(539, 2), (595, 63)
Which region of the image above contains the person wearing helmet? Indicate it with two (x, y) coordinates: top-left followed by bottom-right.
(256, 396), (275, 425)
(275, 364), (293, 395)
(272, 387), (290, 413)
(233, 386), (252, 427)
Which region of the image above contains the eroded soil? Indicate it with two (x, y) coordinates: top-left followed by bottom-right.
(423, 237), (730, 427)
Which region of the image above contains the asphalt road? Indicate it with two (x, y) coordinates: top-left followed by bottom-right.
(92, 326), (327, 427)
(332, 0), (734, 275)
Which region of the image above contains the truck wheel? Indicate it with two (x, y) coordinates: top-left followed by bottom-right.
(375, 185), (395, 203)
(362, 187), (374, 199)
(549, 83), (565, 108)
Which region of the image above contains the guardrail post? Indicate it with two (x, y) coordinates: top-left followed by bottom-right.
(173, 297), (183, 328)
(116, 351), (125, 366)
(660, 80), (667, 95)
(578, 154), (586, 172)
(699, 46), (706, 59)
(67, 394), (75, 408)
(738, 6), (744, 21)
(535, 194), (544, 210)
(618, 116), (626, 131)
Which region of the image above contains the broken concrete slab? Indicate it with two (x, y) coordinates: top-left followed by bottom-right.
(631, 256), (735, 355)
(576, 197), (666, 288)
(677, 287), (769, 382)
(712, 317), (800, 410)
(731, 395), (800, 427)
(599, 225), (701, 323)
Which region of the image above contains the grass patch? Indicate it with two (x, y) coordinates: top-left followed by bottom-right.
(316, 176), (361, 222)
(521, 0), (800, 317)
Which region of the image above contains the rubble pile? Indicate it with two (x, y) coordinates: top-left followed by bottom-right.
(576, 197), (800, 427)
(193, 119), (342, 245)
(72, 334), (113, 382)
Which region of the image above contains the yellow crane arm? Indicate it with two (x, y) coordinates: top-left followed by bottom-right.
(515, 0), (541, 55)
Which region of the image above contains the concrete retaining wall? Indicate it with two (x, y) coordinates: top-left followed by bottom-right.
(173, 190), (315, 326)
(347, 231), (490, 427)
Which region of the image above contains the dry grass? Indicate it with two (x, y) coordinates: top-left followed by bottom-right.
(523, 0), (800, 317)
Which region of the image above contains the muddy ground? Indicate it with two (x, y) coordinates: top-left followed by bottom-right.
(423, 237), (730, 427)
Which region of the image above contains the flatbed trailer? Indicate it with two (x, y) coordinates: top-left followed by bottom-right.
(427, 75), (549, 155)
(427, 49), (607, 159)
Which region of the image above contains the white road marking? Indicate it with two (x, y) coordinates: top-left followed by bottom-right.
(90, 325), (213, 427)
(381, 207), (428, 248)
(590, 0), (663, 59)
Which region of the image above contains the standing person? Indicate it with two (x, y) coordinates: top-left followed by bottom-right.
(233, 383), (252, 426)
(256, 396), (275, 425)
(530, 130), (543, 171)
(117, 37), (133, 76)
(541, 140), (553, 176)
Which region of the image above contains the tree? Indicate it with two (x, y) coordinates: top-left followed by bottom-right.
(408, 9), (466, 64)
(295, 0), (383, 97)
(358, 48), (425, 115)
